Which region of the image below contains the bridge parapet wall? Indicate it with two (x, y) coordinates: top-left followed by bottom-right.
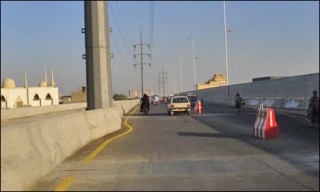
(197, 73), (319, 110)
(1, 99), (139, 191)
(1, 102), (87, 121)
(202, 97), (309, 110)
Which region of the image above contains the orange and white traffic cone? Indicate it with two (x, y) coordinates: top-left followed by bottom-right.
(194, 100), (202, 114)
(253, 104), (263, 138)
(253, 104), (267, 139)
(194, 101), (199, 114)
(198, 100), (202, 114)
(263, 108), (279, 139)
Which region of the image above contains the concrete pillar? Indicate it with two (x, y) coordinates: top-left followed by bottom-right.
(84, 1), (113, 110)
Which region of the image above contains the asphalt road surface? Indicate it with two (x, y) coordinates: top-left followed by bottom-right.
(28, 103), (319, 191)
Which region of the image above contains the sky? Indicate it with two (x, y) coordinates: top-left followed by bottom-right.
(1, 1), (319, 96)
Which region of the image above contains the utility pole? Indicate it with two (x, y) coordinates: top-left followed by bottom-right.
(84, 1), (113, 110)
(134, 31), (151, 98)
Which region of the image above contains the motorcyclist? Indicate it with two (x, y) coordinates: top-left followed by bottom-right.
(234, 92), (243, 111)
(308, 90), (319, 126)
(140, 94), (150, 112)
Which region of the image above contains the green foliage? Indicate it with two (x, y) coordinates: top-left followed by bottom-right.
(113, 93), (128, 101)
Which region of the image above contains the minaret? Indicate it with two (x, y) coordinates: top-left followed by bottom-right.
(24, 71), (28, 88)
(25, 71), (30, 106)
(44, 68), (48, 84)
(51, 66), (56, 87)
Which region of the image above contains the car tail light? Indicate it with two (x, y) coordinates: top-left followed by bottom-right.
(171, 104), (174, 108)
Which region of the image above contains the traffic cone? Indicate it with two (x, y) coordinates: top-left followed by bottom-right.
(194, 101), (199, 113)
(198, 100), (202, 114)
(253, 105), (262, 138)
(253, 104), (265, 138)
(264, 108), (279, 139)
(194, 100), (203, 114)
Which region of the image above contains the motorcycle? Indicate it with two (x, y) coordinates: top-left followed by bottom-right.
(235, 101), (245, 113)
(142, 105), (149, 115)
(307, 104), (319, 126)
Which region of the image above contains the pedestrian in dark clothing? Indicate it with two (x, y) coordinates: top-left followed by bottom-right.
(308, 90), (319, 126)
(140, 94), (150, 112)
(234, 92), (243, 111)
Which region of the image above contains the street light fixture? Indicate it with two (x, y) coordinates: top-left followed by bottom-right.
(176, 55), (183, 93)
(187, 37), (197, 91)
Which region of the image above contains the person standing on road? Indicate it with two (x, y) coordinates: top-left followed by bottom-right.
(234, 92), (243, 111)
(154, 95), (159, 106)
(308, 90), (319, 126)
(140, 94), (150, 112)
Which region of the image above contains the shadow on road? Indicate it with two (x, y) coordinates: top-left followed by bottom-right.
(129, 112), (167, 117)
(186, 104), (319, 179)
(177, 131), (251, 139)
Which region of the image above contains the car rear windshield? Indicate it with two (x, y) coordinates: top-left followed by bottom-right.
(173, 97), (189, 103)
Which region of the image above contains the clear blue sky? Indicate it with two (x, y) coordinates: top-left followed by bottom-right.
(1, 1), (319, 96)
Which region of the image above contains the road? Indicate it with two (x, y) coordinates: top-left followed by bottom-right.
(28, 103), (319, 191)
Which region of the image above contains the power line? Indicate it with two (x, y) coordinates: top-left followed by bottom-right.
(135, 3), (142, 31)
(114, 1), (134, 45)
(109, 2), (132, 54)
(110, 33), (131, 66)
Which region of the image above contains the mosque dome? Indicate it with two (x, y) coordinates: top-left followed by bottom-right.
(39, 81), (47, 87)
(2, 78), (16, 88)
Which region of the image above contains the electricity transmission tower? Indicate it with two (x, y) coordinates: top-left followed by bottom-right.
(159, 67), (168, 97)
(133, 31), (151, 97)
(156, 77), (161, 96)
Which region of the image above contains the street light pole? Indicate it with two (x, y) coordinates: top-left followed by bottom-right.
(195, 56), (200, 94)
(187, 37), (196, 91)
(172, 62), (176, 95)
(176, 55), (183, 93)
(195, 56), (200, 83)
(223, 1), (229, 97)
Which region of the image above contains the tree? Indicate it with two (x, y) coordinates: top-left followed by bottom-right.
(113, 93), (128, 101)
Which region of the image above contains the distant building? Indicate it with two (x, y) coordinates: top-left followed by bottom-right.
(60, 95), (71, 104)
(61, 86), (87, 104)
(70, 86), (87, 103)
(1, 68), (59, 109)
(252, 76), (288, 82)
(129, 88), (153, 98)
(197, 73), (227, 90)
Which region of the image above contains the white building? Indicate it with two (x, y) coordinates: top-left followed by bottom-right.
(1, 68), (59, 109)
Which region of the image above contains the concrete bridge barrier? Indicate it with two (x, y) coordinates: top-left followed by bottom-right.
(194, 73), (318, 111)
(113, 99), (141, 115)
(1, 102), (87, 121)
(1, 99), (139, 191)
(203, 97), (309, 111)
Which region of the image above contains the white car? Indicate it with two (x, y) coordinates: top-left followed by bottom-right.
(167, 96), (191, 116)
